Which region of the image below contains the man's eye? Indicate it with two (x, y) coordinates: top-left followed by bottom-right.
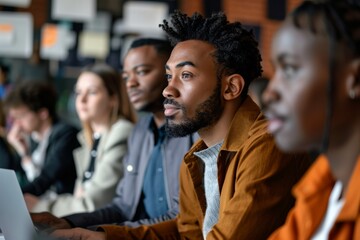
(283, 64), (298, 79)
(181, 72), (192, 79)
(165, 74), (172, 81)
(137, 69), (148, 76)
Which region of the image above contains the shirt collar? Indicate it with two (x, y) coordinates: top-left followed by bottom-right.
(148, 117), (166, 144)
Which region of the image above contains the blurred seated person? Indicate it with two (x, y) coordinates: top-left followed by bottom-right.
(4, 81), (79, 198)
(0, 99), (28, 187)
(28, 64), (136, 216)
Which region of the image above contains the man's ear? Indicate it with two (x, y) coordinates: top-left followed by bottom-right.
(346, 59), (360, 100)
(223, 74), (245, 100)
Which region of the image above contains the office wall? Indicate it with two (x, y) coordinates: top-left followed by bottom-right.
(1, 0), (304, 77)
(180, 0), (303, 77)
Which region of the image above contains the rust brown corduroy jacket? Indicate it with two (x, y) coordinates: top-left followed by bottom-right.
(269, 155), (360, 240)
(100, 97), (313, 240)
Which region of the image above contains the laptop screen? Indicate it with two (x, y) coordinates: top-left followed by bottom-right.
(0, 168), (37, 240)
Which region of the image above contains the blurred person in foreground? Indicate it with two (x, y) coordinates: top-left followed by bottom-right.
(263, 0), (360, 239)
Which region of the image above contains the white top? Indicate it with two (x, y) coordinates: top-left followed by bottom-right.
(22, 128), (52, 181)
(311, 181), (345, 240)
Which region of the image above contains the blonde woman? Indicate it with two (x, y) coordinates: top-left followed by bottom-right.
(27, 64), (136, 216)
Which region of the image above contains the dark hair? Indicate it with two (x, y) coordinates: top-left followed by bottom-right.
(288, 0), (360, 151)
(4, 81), (58, 121)
(129, 38), (173, 58)
(159, 11), (263, 99)
(291, 0), (359, 56)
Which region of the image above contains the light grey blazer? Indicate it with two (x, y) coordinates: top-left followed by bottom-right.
(32, 118), (134, 217)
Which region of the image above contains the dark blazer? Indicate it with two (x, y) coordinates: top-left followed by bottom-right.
(0, 136), (28, 187)
(21, 120), (80, 196)
(0, 136), (16, 169)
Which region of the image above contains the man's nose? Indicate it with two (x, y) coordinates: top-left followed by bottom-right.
(126, 74), (139, 88)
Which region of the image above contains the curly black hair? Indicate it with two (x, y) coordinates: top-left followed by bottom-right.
(288, 0), (360, 151)
(159, 11), (263, 99)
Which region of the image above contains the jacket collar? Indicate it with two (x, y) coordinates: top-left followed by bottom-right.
(185, 96), (262, 157)
(182, 96), (263, 213)
(221, 96), (264, 153)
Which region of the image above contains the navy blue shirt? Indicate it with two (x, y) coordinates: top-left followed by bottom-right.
(141, 120), (168, 218)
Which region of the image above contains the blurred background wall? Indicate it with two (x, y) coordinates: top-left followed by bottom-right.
(0, 0), (302, 124)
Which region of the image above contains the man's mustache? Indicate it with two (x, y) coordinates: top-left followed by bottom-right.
(163, 99), (183, 109)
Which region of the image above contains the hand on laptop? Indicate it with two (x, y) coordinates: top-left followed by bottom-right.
(51, 228), (106, 240)
(31, 212), (72, 231)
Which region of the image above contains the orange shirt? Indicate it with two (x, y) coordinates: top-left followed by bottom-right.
(269, 155), (360, 240)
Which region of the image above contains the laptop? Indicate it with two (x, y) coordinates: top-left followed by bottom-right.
(0, 168), (39, 240)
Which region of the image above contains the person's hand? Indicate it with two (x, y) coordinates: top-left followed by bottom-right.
(31, 212), (72, 231)
(51, 228), (106, 240)
(7, 122), (28, 157)
(24, 193), (39, 211)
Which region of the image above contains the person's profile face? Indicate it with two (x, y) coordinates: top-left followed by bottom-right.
(163, 40), (223, 137)
(75, 72), (115, 125)
(122, 45), (167, 112)
(263, 22), (331, 152)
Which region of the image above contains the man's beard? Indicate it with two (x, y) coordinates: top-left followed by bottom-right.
(164, 85), (222, 138)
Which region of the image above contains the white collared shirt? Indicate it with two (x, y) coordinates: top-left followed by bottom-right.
(311, 181), (344, 240)
(22, 128), (52, 181)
